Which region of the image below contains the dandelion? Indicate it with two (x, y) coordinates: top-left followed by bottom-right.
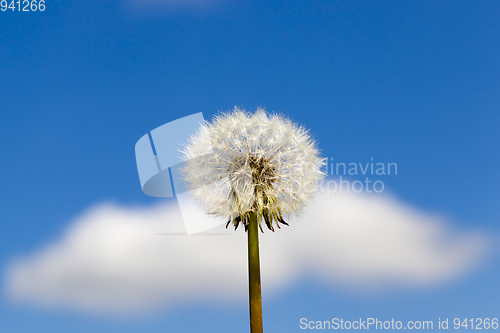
(181, 107), (325, 333)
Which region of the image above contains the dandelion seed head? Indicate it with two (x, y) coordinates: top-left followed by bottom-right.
(181, 107), (326, 231)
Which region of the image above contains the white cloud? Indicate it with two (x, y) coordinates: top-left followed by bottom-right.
(4, 191), (490, 314)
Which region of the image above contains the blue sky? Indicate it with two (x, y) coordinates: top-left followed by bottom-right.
(1, 0), (499, 332)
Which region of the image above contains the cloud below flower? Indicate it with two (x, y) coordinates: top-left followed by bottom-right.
(3, 190), (490, 314)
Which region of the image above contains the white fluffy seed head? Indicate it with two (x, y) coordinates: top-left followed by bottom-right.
(181, 107), (326, 231)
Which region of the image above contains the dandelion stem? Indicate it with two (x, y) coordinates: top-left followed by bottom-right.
(247, 211), (263, 333)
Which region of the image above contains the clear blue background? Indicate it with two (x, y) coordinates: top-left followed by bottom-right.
(1, 0), (499, 332)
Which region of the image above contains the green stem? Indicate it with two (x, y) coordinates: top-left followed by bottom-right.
(247, 212), (263, 333)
